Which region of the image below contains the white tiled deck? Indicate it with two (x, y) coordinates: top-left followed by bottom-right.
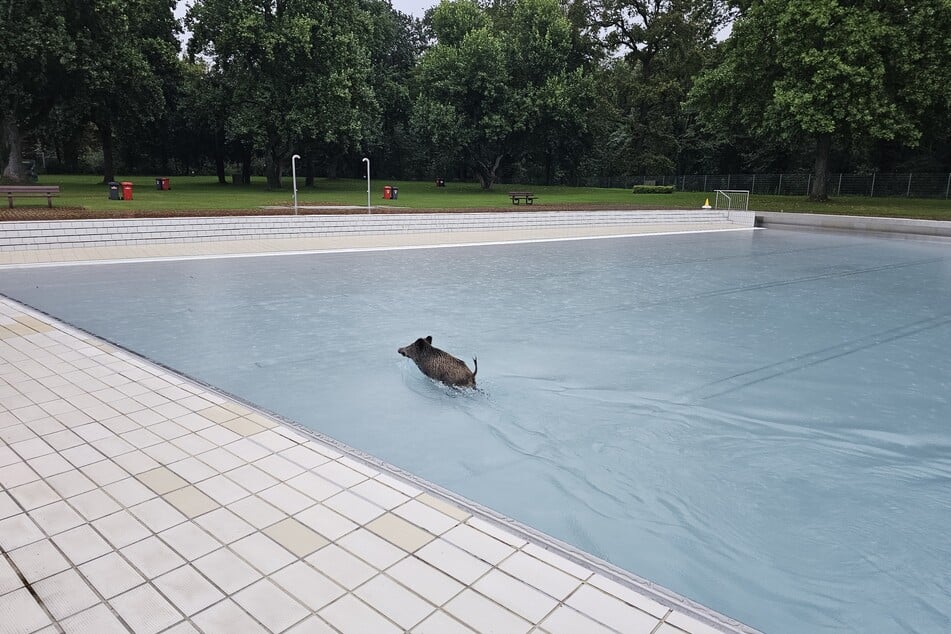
(0, 215), (759, 633)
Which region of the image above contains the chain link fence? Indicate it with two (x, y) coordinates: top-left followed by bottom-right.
(620, 173), (951, 198)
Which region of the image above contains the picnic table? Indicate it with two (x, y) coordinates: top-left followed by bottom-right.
(3, 185), (61, 208)
(508, 191), (536, 205)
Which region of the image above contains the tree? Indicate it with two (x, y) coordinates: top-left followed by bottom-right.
(187, 0), (378, 190)
(412, 0), (588, 189)
(0, 0), (70, 182)
(690, 0), (951, 200)
(591, 0), (734, 176)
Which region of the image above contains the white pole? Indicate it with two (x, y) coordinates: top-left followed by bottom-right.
(362, 157), (370, 213)
(291, 154), (300, 215)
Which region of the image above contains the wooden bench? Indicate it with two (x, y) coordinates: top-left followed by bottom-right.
(3, 185), (61, 208)
(508, 191), (536, 205)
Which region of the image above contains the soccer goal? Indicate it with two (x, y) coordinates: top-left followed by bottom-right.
(714, 189), (750, 211)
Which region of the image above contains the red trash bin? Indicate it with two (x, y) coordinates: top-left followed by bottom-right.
(121, 181), (133, 200)
(160, 177), (170, 190)
(383, 185), (392, 200)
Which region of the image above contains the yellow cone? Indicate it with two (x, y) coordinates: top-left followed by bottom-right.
(702, 198), (712, 209)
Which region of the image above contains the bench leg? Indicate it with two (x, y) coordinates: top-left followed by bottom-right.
(47, 196), (53, 208)
(7, 196), (12, 209)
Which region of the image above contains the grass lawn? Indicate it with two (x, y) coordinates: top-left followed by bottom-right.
(2, 174), (949, 220)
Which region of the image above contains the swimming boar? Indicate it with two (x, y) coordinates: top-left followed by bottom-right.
(398, 336), (477, 388)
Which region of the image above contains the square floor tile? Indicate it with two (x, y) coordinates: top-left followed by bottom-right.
(416, 540), (491, 585)
(112, 450), (160, 475)
(52, 524), (112, 565)
(589, 573), (668, 619)
(61, 444), (106, 468)
(173, 412), (216, 433)
(271, 561), (344, 611)
(366, 512), (434, 553)
(159, 522), (221, 560)
(137, 466), (187, 495)
(306, 544), (376, 590)
(68, 488), (120, 521)
(43, 429), (84, 451)
(81, 459), (128, 486)
(444, 589), (532, 634)
(286, 472), (342, 501)
(387, 556), (464, 606)
(413, 609), (477, 634)
(233, 578), (309, 632)
(325, 491), (385, 525)
(0, 588), (52, 633)
(318, 594), (401, 634)
(221, 417), (266, 437)
(121, 535), (185, 578)
(90, 435), (135, 458)
(194, 475), (248, 506)
(79, 551), (145, 598)
(229, 532), (296, 575)
(170, 433), (216, 456)
(351, 479), (410, 510)
(473, 569), (559, 622)
(165, 486), (219, 518)
(0, 461), (39, 487)
(280, 445), (330, 470)
(60, 603), (129, 634)
(0, 513), (45, 550)
(225, 464), (277, 493)
(339, 528), (407, 569)
(9, 538), (70, 583)
(10, 480), (60, 510)
(498, 550), (582, 601)
(192, 599), (266, 634)
(196, 447), (244, 472)
(11, 436), (54, 460)
(296, 504), (357, 541)
(254, 454), (304, 480)
(154, 564), (225, 616)
(195, 507), (255, 544)
(258, 483), (315, 515)
(394, 499), (459, 536)
(442, 523), (514, 565)
(167, 456), (217, 483)
(193, 548), (261, 594)
(28, 501), (84, 536)
(128, 497), (187, 533)
(27, 452), (73, 478)
(355, 573), (435, 629)
(103, 477), (154, 507)
(263, 518), (329, 557)
(227, 495), (286, 530)
(111, 583), (183, 634)
(314, 461), (366, 488)
(92, 510), (151, 549)
(32, 568), (99, 619)
(565, 584), (659, 633)
(539, 605), (617, 634)
(248, 429), (295, 452)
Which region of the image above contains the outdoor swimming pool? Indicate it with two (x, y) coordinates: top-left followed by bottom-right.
(2, 228), (949, 633)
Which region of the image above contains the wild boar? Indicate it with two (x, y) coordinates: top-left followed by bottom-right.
(398, 336), (477, 388)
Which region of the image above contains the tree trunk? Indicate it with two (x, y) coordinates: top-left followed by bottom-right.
(305, 155), (315, 187)
(809, 133), (831, 201)
(214, 130), (226, 184)
(1, 113), (26, 182)
(266, 149), (282, 189)
(474, 154), (504, 190)
(241, 151), (252, 186)
(97, 120), (115, 184)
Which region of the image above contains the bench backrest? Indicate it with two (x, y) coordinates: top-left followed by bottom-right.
(2, 185), (60, 193)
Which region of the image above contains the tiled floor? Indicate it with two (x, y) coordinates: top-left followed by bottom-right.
(0, 223), (758, 633)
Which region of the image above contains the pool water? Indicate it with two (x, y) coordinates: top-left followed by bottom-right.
(2, 229), (950, 633)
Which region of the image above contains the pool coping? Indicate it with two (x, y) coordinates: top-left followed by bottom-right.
(1, 219), (762, 633)
(755, 211), (951, 239)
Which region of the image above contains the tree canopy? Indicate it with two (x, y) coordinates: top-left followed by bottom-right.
(1, 0), (948, 193)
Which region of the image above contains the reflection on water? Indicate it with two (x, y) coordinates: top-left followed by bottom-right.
(2, 229), (950, 633)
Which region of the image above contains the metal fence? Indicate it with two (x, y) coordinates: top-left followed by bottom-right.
(622, 173), (951, 198)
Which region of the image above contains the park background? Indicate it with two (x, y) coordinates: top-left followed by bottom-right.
(2, 0), (949, 202)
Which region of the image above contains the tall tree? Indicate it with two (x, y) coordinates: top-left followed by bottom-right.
(592, 0), (733, 176)
(187, 0), (378, 189)
(689, 0), (951, 200)
(413, 0), (588, 189)
(0, 0), (71, 182)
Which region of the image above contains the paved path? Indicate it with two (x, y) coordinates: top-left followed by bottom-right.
(1, 218), (758, 633)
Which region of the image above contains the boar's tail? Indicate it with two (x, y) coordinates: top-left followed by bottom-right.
(472, 357), (478, 377)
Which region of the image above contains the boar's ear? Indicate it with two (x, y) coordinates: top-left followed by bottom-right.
(425, 336), (432, 344)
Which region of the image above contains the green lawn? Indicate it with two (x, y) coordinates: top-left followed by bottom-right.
(6, 174), (950, 220)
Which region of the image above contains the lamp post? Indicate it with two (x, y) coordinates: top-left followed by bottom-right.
(362, 157), (370, 213)
(291, 154), (301, 215)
